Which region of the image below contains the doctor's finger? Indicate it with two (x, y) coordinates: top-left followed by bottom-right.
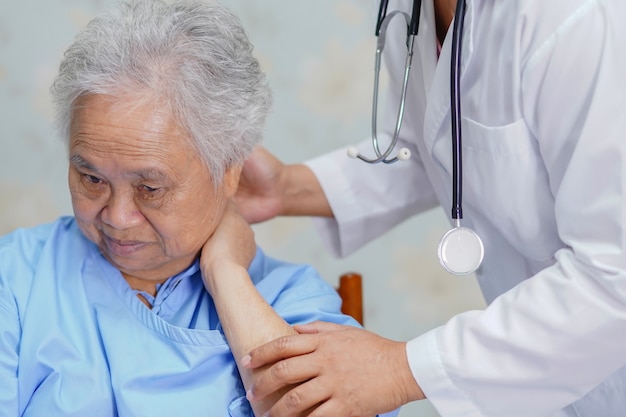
(293, 320), (348, 334)
(244, 333), (319, 369)
(261, 377), (332, 417)
(248, 354), (322, 402)
(306, 398), (376, 417)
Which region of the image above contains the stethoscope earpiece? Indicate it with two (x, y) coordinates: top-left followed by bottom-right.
(347, 146), (360, 159)
(438, 227), (484, 276)
(397, 148), (411, 160)
(347, 146), (410, 161)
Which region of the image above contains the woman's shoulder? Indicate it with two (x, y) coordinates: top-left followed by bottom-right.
(249, 247), (360, 327)
(249, 247), (322, 285)
(249, 247), (340, 303)
(0, 216), (75, 255)
(0, 216), (82, 292)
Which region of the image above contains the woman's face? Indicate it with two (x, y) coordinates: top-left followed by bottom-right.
(68, 94), (239, 286)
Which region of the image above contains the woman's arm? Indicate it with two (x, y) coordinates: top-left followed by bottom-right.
(200, 203), (300, 416)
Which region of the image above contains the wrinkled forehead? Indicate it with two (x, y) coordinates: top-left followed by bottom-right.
(70, 93), (204, 169)
(71, 92), (174, 125)
(71, 93), (194, 145)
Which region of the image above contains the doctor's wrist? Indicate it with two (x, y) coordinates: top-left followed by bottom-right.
(281, 164), (333, 218)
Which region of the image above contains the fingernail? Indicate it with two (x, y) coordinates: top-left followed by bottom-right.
(246, 388), (254, 401)
(241, 354), (251, 367)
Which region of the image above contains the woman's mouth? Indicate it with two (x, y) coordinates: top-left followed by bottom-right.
(103, 235), (147, 257)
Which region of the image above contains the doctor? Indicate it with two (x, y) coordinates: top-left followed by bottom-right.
(232, 0), (626, 416)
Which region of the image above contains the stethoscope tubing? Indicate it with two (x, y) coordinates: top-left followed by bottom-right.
(440, 0), (484, 275)
(355, 0), (483, 275)
(353, 0), (423, 164)
(368, 11), (415, 164)
(376, 0), (421, 37)
(450, 0), (467, 222)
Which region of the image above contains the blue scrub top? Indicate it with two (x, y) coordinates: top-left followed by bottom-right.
(0, 217), (400, 417)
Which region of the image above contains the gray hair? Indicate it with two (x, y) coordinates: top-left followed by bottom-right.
(50, 0), (272, 184)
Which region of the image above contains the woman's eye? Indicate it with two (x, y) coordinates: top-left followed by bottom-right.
(138, 185), (164, 202)
(141, 185), (159, 193)
(84, 174), (102, 185)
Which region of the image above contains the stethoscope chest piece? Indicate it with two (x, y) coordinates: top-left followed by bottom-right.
(438, 227), (484, 275)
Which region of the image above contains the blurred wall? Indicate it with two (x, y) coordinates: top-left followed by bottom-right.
(0, 1), (486, 415)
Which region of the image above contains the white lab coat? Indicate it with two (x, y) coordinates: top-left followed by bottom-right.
(306, 0), (626, 416)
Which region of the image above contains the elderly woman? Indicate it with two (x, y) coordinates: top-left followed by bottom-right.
(0, 1), (399, 416)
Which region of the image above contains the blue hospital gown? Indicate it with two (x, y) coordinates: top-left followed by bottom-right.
(0, 217), (400, 417)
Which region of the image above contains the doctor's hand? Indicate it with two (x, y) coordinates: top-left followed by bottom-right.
(243, 321), (425, 417)
(234, 145), (333, 223)
(234, 145), (287, 224)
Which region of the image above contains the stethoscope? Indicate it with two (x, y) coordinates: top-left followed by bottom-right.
(347, 0), (484, 276)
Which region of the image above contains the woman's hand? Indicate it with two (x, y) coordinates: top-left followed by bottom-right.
(200, 202), (256, 295)
(243, 321), (425, 417)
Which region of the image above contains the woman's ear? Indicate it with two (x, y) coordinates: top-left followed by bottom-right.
(222, 164), (243, 199)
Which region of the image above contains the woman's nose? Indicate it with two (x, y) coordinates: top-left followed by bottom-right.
(100, 191), (143, 230)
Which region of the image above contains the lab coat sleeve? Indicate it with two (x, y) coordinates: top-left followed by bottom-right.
(305, 145), (439, 258)
(407, 1), (626, 416)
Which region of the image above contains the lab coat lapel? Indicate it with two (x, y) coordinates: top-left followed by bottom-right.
(423, 0), (477, 174)
(416, 0), (437, 105)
